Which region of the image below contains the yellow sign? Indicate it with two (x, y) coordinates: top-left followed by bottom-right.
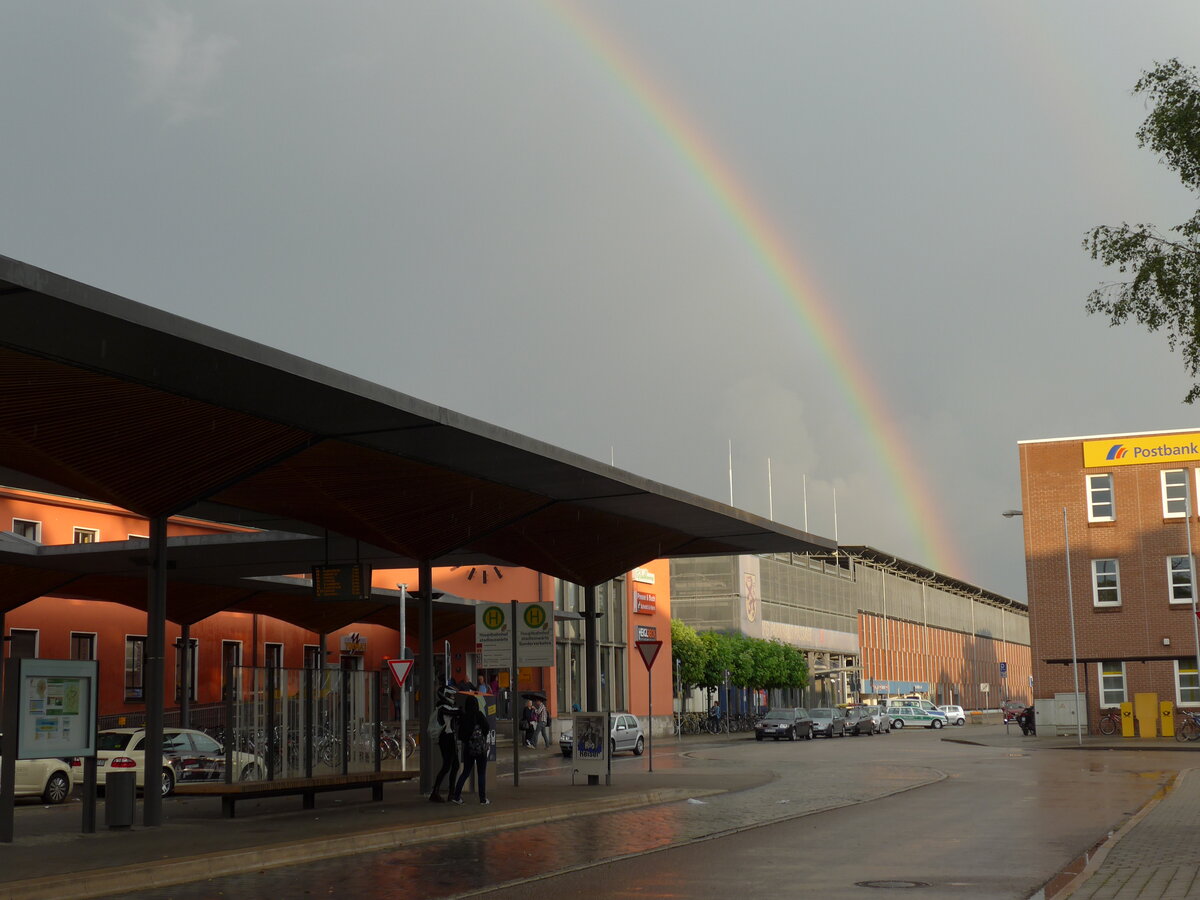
(523, 605), (547, 629)
(1083, 433), (1200, 468)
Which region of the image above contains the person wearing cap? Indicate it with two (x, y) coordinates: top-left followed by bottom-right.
(429, 685), (460, 802)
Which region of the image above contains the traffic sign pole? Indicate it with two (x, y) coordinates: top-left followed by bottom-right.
(635, 641), (662, 773)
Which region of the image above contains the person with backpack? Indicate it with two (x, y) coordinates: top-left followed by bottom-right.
(451, 694), (492, 805)
(428, 685), (460, 803)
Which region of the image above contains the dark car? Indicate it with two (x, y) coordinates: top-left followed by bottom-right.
(809, 708), (846, 738)
(754, 708), (813, 742)
(844, 706), (876, 735)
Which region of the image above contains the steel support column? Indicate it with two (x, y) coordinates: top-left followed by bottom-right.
(584, 583), (599, 785)
(143, 515), (167, 827)
(418, 559), (434, 795)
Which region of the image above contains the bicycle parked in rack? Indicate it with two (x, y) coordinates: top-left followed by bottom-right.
(1097, 708), (1122, 736)
(1176, 710), (1200, 742)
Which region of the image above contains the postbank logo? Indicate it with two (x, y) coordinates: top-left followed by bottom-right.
(1083, 433), (1200, 468)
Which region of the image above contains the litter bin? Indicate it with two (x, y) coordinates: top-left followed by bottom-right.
(105, 771), (136, 829)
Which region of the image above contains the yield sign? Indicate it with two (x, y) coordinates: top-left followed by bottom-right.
(386, 658), (414, 688)
(635, 640), (662, 671)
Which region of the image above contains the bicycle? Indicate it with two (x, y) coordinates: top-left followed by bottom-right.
(1176, 710), (1200, 742)
(1097, 708), (1122, 736)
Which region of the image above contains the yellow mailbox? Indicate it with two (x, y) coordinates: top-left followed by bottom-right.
(1161, 701), (1175, 738)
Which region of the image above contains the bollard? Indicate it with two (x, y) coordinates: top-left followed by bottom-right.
(104, 771), (136, 829)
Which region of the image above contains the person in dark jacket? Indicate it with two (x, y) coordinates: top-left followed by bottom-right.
(429, 685), (459, 802)
(451, 694), (492, 805)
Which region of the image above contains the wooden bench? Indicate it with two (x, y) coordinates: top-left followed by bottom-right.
(173, 770), (416, 818)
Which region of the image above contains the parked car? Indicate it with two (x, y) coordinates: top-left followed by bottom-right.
(754, 708), (813, 742)
(844, 706), (877, 735)
(72, 727), (264, 797)
(1001, 699), (1027, 723)
(938, 705), (967, 726)
(862, 705), (891, 734)
(560, 713), (644, 758)
(809, 708), (846, 738)
(0, 737), (73, 804)
(886, 705), (946, 729)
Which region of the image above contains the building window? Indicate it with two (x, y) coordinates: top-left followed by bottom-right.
(265, 642), (283, 668)
(1163, 469), (1190, 518)
(174, 638), (198, 702)
(11, 518), (41, 541)
(1091, 559), (1121, 606)
(303, 645), (321, 669)
(1087, 474), (1114, 522)
(73, 527), (99, 544)
(1169, 556), (1195, 604)
(8, 628), (38, 658)
(70, 633), (96, 660)
(1099, 660), (1126, 706)
(1177, 658), (1200, 706)
(125, 636), (146, 701)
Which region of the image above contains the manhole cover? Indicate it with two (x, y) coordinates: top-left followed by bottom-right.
(856, 881), (930, 889)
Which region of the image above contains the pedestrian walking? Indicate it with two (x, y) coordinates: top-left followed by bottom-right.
(532, 698), (552, 748)
(428, 685), (459, 802)
(521, 699), (537, 748)
(451, 694), (493, 806)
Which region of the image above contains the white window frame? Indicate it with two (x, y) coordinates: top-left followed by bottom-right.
(1169, 555), (1196, 605)
(264, 642), (284, 668)
(8, 627), (39, 658)
(70, 631), (97, 661)
(10, 518), (41, 541)
(1091, 558), (1121, 606)
(73, 527), (99, 544)
(1163, 469), (1190, 518)
(1098, 660), (1127, 707)
(1175, 658), (1200, 707)
(1086, 473), (1114, 522)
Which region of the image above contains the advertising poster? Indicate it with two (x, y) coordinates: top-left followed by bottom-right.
(570, 712), (609, 777)
(17, 659), (98, 760)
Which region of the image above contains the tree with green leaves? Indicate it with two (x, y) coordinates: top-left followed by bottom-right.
(1084, 58), (1200, 402)
(669, 618), (708, 690)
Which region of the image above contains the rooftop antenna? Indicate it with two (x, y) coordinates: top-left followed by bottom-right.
(803, 474), (808, 531)
(833, 487), (839, 560)
(767, 457), (774, 520)
(728, 439), (734, 506)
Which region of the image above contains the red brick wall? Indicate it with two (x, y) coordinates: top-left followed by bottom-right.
(1019, 433), (1200, 725)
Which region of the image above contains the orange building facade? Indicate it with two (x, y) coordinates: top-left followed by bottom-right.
(1, 488), (674, 732)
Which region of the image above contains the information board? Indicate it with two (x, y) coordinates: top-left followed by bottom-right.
(312, 563), (370, 601)
(569, 712), (609, 777)
(477, 604), (512, 667)
(516, 601), (554, 667)
(17, 659), (98, 760)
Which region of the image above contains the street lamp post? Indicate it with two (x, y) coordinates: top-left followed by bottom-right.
(1003, 507), (1083, 745)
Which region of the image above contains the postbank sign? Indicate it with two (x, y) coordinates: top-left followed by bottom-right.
(1084, 432), (1200, 468)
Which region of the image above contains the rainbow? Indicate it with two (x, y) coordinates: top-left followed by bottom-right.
(543, 1), (968, 580)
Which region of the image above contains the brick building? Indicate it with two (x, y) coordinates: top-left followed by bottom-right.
(1017, 429), (1200, 728)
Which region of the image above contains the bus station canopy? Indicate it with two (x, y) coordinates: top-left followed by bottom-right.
(0, 253), (834, 597)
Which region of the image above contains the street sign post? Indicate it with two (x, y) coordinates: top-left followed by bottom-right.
(385, 658), (414, 689)
(635, 640), (662, 772)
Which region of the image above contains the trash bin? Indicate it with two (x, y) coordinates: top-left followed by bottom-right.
(105, 771), (136, 829)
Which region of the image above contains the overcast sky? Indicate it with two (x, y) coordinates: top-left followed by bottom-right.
(4, 2), (1200, 600)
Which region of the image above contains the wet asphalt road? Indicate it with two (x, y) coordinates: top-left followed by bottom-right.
(124, 729), (1177, 899)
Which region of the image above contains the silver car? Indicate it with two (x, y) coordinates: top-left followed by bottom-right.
(560, 713), (645, 758)
(809, 708), (847, 738)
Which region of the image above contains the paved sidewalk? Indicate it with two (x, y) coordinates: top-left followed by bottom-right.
(941, 724), (1200, 898)
(0, 735), (762, 900)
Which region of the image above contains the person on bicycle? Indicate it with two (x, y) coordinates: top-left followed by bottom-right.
(1017, 704), (1035, 736)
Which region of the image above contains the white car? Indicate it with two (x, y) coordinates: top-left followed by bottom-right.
(938, 705), (967, 726)
(72, 727), (263, 797)
(0, 737), (73, 804)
